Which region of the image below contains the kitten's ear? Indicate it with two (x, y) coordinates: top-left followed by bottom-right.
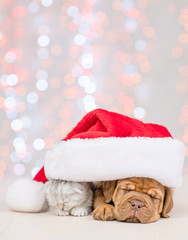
(73, 183), (84, 193)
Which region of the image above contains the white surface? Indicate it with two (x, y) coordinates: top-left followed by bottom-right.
(1, 177), (188, 240)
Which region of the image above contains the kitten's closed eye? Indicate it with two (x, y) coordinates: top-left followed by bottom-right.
(72, 183), (84, 193)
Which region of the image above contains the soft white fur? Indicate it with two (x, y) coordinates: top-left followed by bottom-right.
(44, 180), (93, 216)
(45, 137), (185, 188)
(6, 178), (47, 212)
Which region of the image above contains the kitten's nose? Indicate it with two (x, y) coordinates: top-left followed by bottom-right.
(130, 200), (143, 211)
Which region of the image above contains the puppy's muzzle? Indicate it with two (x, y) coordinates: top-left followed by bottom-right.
(130, 200), (144, 211)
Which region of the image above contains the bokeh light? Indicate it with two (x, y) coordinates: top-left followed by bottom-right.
(41, 0), (53, 7)
(36, 79), (48, 91)
(133, 107), (145, 119)
(6, 110), (18, 120)
(67, 6), (79, 18)
(33, 138), (45, 150)
(5, 51), (17, 63)
(135, 40), (147, 51)
(31, 167), (41, 178)
(28, 2), (40, 13)
(27, 92), (39, 104)
(0, 0), (187, 181)
(125, 19), (138, 32)
(6, 74), (19, 86)
(14, 163), (25, 175)
(51, 45), (62, 56)
(80, 53), (94, 69)
(11, 119), (24, 132)
(4, 97), (16, 109)
(37, 35), (50, 47)
(74, 34), (86, 46)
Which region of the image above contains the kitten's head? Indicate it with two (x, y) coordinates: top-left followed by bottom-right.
(69, 182), (85, 194)
(62, 182), (88, 210)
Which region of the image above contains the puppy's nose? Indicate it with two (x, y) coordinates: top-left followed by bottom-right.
(130, 200), (143, 211)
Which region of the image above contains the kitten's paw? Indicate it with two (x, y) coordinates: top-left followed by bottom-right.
(71, 206), (90, 217)
(54, 209), (69, 216)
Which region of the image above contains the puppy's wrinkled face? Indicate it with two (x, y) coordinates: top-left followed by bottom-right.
(112, 178), (172, 223)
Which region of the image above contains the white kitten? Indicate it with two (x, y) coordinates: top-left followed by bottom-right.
(44, 180), (93, 217)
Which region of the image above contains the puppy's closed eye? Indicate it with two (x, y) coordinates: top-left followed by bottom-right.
(147, 194), (160, 201)
(147, 189), (163, 201)
(119, 188), (130, 193)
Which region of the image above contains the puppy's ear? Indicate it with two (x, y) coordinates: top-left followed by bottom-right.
(162, 187), (173, 218)
(102, 181), (117, 203)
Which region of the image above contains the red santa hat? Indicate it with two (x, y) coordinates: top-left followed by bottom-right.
(7, 109), (185, 212)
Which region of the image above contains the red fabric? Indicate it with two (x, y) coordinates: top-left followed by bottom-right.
(33, 108), (172, 183)
(64, 108), (172, 140)
(33, 166), (48, 183)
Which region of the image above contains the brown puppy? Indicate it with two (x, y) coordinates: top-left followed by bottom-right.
(92, 178), (173, 223)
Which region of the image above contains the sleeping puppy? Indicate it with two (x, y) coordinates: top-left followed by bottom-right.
(92, 177), (173, 223)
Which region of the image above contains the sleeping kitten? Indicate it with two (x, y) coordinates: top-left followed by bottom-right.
(44, 180), (93, 216)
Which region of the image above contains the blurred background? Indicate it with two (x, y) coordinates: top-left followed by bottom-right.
(0, 0), (188, 181)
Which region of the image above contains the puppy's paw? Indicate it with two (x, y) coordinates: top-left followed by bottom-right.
(92, 204), (114, 221)
(71, 206), (90, 217)
(54, 208), (69, 216)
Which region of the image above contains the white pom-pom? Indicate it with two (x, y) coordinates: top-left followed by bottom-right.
(6, 178), (48, 212)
